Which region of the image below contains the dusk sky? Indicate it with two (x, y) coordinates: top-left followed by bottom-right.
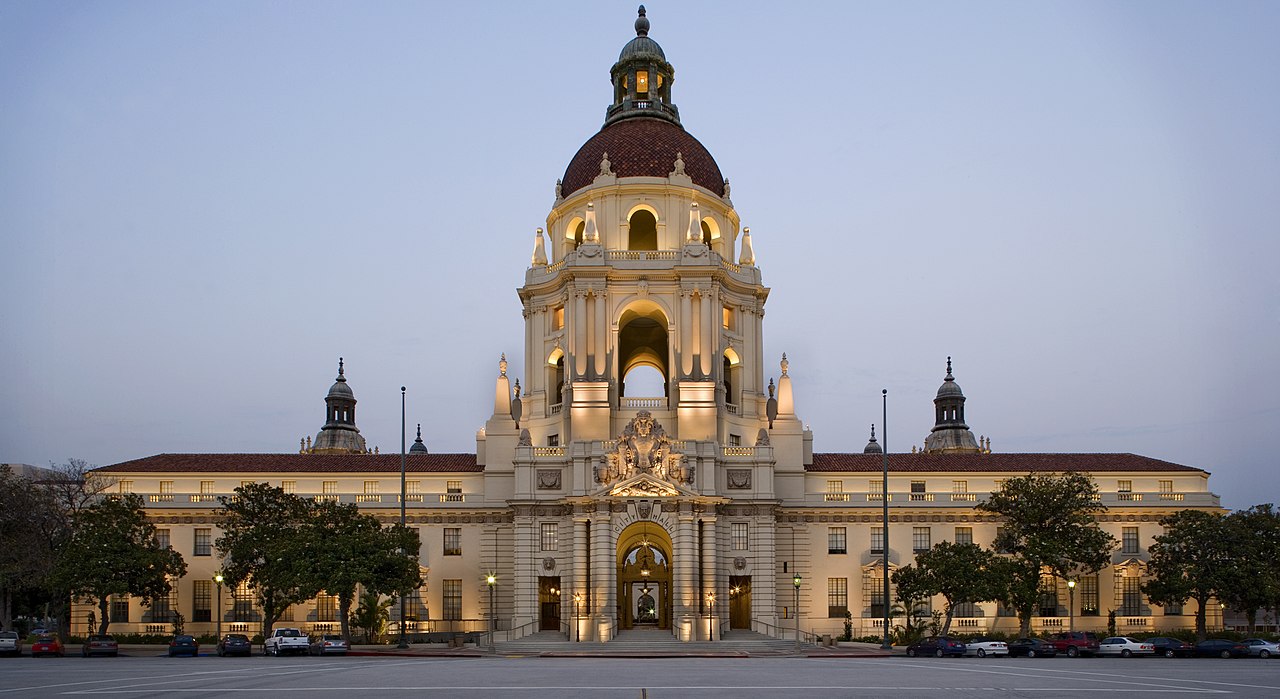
(2, 1), (1276, 510)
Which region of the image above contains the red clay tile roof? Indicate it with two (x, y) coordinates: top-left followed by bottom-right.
(561, 117), (724, 198)
(809, 452), (1205, 474)
(96, 453), (481, 474)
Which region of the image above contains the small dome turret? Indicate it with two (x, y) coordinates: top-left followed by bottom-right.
(606, 6), (679, 127)
(863, 424), (883, 454)
(923, 357), (980, 454)
(409, 424), (429, 454)
(311, 357), (368, 454)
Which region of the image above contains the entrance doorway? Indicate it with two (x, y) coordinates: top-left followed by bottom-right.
(729, 576), (752, 629)
(538, 577), (561, 631)
(616, 521), (673, 630)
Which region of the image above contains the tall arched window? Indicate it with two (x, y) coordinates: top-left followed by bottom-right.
(572, 220), (585, 250)
(629, 210), (658, 251)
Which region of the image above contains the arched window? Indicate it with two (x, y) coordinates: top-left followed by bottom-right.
(701, 220), (713, 247)
(572, 220), (585, 250)
(629, 210), (658, 251)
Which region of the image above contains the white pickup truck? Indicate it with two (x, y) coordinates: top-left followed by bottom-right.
(264, 628), (309, 656)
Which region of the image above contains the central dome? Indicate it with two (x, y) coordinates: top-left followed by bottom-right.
(560, 117), (725, 199)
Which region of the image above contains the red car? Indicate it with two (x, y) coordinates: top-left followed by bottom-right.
(1050, 631), (1101, 657)
(31, 634), (64, 657)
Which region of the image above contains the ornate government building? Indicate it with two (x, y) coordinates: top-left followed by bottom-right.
(94, 8), (1220, 643)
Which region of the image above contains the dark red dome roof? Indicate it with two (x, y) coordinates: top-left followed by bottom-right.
(561, 118), (725, 198)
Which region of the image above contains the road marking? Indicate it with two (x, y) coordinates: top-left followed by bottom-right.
(63, 686), (1226, 695)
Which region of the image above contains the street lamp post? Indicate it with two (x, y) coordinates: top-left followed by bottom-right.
(793, 573), (802, 651)
(397, 386), (409, 650)
(573, 593), (581, 642)
(1067, 579), (1077, 633)
(214, 573), (223, 642)
(880, 389), (892, 651)
(487, 574), (496, 650)
(706, 592), (715, 642)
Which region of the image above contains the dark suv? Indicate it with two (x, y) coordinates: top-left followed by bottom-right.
(1050, 631), (1100, 657)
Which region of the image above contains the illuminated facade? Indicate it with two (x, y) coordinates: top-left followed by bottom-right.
(91, 8), (1222, 642)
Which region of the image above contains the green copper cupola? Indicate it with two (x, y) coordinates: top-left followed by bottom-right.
(606, 6), (680, 126)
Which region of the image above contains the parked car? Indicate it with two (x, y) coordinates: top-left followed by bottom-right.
(1007, 637), (1059, 657)
(1146, 636), (1194, 658)
(1097, 636), (1155, 657)
(217, 633), (252, 657)
(0, 631), (21, 656)
(264, 627), (309, 656)
(168, 635), (199, 657)
(1050, 631), (1101, 657)
(1241, 638), (1279, 659)
(963, 638), (1008, 658)
(308, 634), (349, 656)
(30, 634), (63, 657)
(905, 636), (967, 657)
(81, 634), (119, 657)
(1193, 639), (1249, 658)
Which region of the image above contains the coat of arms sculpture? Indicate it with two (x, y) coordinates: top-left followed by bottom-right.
(594, 411), (693, 487)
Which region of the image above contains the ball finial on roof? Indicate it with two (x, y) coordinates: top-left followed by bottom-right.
(635, 5), (649, 36)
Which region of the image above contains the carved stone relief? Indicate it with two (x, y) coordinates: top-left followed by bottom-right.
(727, 469), (752, 489)
(536, 469), (562, 490)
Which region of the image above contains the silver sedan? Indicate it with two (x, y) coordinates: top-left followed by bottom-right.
(1241, 638), (1279, 658)
(1097, 636), (1155, 657)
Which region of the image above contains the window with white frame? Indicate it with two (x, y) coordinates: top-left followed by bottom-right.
(828, 527), (846, 555)
(954, 526), (973, 545)
(540, 523), (558, 551)
(912, 527), (931, 552)
(871, 527), (885, 554)
(444, 528), (461, 556)
(732, 522), (749, 551)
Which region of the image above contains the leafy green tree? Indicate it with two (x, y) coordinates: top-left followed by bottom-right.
(306, 500), (421, 640)
(978, 472), (1116, 636)
(0, 467), (60, 631)
(1218, 505), (1280, 636)
(898, 542), (1003, 635)
(891, 564), (931, 643)
(349, 590), (393, 644)
(215, 483), (320, 641)
(1144, 509), (1238, 640)
(56, 493), (188, 634)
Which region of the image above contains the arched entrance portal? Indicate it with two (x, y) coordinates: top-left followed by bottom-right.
(616, 521), (673, 630)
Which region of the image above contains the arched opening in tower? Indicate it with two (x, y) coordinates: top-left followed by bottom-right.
(618, 305), (669, 400)
(628, 209), (658, 251)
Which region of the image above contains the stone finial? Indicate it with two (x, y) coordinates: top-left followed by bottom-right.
(635, 5), (649, 36)
(672, 151), (686, 176)
(755, 428), (771, 446)
(738, 226), (756, 265)
(306, 436), (312, 450)
(600, 152), (613, 177)
(532, 227), (547, 266)
(686, 201), (701, 243)
(300, 438), (306, 454)
(584, 202), (599, 242)
(518, 428), (533, 446)
(513, 379), (522, 398)
(499, 353), (508, 377)
(780, 353), (789, 377)
(768, 378), (775, 398)
(337, 357), (344, 378)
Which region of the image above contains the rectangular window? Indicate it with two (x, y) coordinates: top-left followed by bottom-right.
(240, 480), (254, 489)
(1081, 575), (1100, 616)
(443, 579), (462, 621)
(200, 481), (214, 494)
(1117, 480), (1132, 493)
(323, 480), (337, 494)
(158, 480), (173, 501)
(444, 528), (462, 556)
(110, 595), (129, 624)
(828, 526), (847, 555)
(445, 481), (463, 502)
(193, 580), (212, 622)
(233, 581), (254, 622)
(118, 480), (133, 494)
(194, 528), (211, 556)
(864, 572), (888, 617)
(636, 70), (649, 94)
(547, 434), (560, 447)
(954, 527), (973, 545)
(952, 480), (968, 493)
(316, 593), (337, 622)
(910, 481), (931, 501)
(953, 601), (980, 617)
(359, 480), (380, 502)
(1038, 575), (1059, 617)
(913, 527), (931, 552)
(1159, 480), (1173, 494)
(732, 522), (749, 551)
(540, 523), (558, 551)
(827, 577), (848, 618)
(728, 434), (741, 447)
(407, 481), (420, 495)
(552, 306), (564, 330)
(994, 526), (1010, 553)
(871, 527), (885, 554)
(1122, 527), (1140, 554)
(1164, 599), (1183, 616)
(1121, 576), (1143, 616)
(155, 528), (171, 550)
(722, 306), (732, 330)
(281, 480), (296, 494)
(827, 480), (843, 494)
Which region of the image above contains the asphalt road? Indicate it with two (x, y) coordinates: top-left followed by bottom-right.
(2, 655), (1279, 698)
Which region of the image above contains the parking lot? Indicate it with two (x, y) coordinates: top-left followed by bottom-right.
(1, 654), (1279, 698)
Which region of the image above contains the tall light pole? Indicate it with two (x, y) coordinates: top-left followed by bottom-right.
(793, 573), (802, 651)
(397, 386), (409, 649)
(487, 574), (496, 650)
(880, 389), (891, 650)
(573, 593), (581, 642)
(214, 573), (223, 642)
(706, 592), (715, 641)
(1067, 579), (1077, 633)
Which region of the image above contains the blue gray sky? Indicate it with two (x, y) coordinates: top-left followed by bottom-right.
(2, 1), (1277, 509)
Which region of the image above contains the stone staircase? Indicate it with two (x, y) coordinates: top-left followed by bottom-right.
(495, 628), (803, 656)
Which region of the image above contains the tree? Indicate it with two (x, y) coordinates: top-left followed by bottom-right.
(43, 458), (115, 514)
(56, 493), (187, 635)
(349, 590), (393, 644)
(0, 466), (65, 631)
(891, 564), (932, 644)
(1217, 505), (1280, 636)
(306, 500), (421, 641)
(898, 542), (1003, 635)
(1144, 509), (1236, 640)
(215, 483), (320, 641)
(978, 472), (1117, 636)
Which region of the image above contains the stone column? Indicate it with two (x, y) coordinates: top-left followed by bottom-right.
(573, 290), (588, 377)
(591, 511), (614, 642)
(674, 508), (697, 641)
(699, 289), (714, 377)
(513, 513), (538, 630)
(679, 290), (693, 377)
(593, 290), (607, 377)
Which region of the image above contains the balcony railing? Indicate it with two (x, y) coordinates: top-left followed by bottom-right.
(533, 446), (566, 457)
(440, 493), (465, 503)
(1118, 492), (1143, 501)
(723, 446), (757, 457)
(355, 494), (381, 503)
(606, 250), (678, 262)
(399, 494), (424, 503)
(824, 493), (851, 502)
(867, 493), (892, 502)
(1158, 493), (1184, 501)
(548, 402), (563, 415)
(149, 494), (174, 503)
(909, 493), (935, 502)
(190, 494), (218, 503)
(621, 396), (666, 409)
(950, 493), (977, 502)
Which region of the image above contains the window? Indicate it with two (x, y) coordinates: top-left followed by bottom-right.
(444, 528), (462, 556)
(553, 306), (565, 330)
(871, 527), (885, 554)
(316, 593), (337, 622)
(540, 523), (558, 551)
(911, 481), (926, 495)
(148, 584), (175, 624)
(1122, 527), (1140, 554)
(443, 579), (462, 621)
(1159, 480), (1173, 494)
(732, 522), (749, 551)
(405, 481), (421, 502)
(953, 601), (980, 617)
(358, 480), (379, 502)
(110, 595), (129, 624)
(1038, 575), (1059, 617)
(827, 577), (848, 618)
(155, 528), (171, 550)
(954, 527), (973, 545)
(200, 480), (214, 495)
(547, 434), (559, 447)
(282, 480), (296, 494)
(952, 480), (968, 493)
(1117, 480), (1132, 493)
(322, 481), (337, 497)
(635, 70), (649, 94)
(233, 581), (254, 622)
(448, 480), (462, 492)
(863, 571), (889, 617)
(994, 526), (1010, 553)
(118, 480), (133, 494)
(627, 209), (658, 250)
(193, 580), (212, 622)
(1164, 598), (1183, 616)
(728, 434), (741, 447)
(240, 480), (254, 489)
(913, 527), (931, 552)
(194, 528), (211, 556)
(1121, 576), (1143, 616)
(1080, 575), (1099, 616)
(722, 306), (732, 330)
(158, 480), (173, 501)
(828, 527), (847, 555)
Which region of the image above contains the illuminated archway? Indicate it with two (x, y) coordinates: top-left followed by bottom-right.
(616, 521), (673, 630)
